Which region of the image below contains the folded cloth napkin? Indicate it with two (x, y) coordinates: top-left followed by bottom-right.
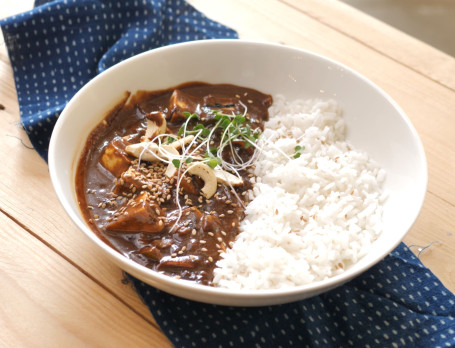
(2, 1), (454, 347)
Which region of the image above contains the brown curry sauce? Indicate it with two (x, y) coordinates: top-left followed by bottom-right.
(75, 82), (272, 285)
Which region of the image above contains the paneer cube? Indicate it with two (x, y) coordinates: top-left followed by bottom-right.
(106, 192), (165, 233)
(168, 90), (200, 123)
(100, 137), (132, 177)
(111, 166), (144, 195)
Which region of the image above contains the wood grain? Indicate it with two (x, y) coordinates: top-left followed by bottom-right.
(1, 0), (454, 345)
(0, 213), (170, 348)
(0, 41), (159, 323)
(281, 0), (455, 91)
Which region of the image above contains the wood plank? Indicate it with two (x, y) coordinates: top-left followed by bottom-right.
(0, 41), (157, 323)
(403, 192), (455, 292)
(0, 212), (170, 348)
(280, 0), (455, 91)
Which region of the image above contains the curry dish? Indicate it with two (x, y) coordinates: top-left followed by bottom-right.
(75, 82), (272, 285)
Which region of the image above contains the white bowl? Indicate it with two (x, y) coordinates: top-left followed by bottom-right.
(49, 40), (427, 306)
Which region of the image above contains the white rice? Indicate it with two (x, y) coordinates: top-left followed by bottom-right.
(212, 96), (387, 290)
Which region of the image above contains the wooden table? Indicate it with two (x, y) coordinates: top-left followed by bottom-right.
(1, 0), (454, 346)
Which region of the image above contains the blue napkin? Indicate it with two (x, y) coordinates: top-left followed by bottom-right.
(2, 1), (454, 347)
(128, 243), (455, 347)
(1, 0), (236, 160)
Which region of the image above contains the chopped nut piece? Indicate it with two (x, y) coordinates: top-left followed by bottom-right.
(187, 162), (217, 198)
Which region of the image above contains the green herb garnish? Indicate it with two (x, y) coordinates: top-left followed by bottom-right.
(172, 159), (181, 168)
(293, 145), (305, 159)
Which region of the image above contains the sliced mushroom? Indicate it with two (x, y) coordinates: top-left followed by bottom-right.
(125, 142), (160, 161)
(214, 168), (244, 186)
(143, 111), (167, 141)
(187, 162), (217, 198)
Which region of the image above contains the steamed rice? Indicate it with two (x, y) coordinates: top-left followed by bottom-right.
(212, 96), (387, 290)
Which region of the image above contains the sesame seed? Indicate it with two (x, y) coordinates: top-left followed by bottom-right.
(191, 229), (197, 235)
(227, 210), (234, 214)
(171, 253), (177, 257)
(208, 256), (214, 262)
(221, 231), (227, 236)
(217, 237), (223, 242)
(208, 232), (214, 237)
(200, 240), (206, 244)
(201, 248), (208, 252)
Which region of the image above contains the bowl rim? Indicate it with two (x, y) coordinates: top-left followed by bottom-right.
(48, 39), (428, 305)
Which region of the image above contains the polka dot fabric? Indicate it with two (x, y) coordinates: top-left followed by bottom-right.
(2, 2), (455, 347)
(128, 243), (455, 347)
(0, 0), (237, 160)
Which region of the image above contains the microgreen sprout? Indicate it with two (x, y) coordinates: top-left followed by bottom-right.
(293, 145), (305, 159)
(172, 159), (181, 168)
